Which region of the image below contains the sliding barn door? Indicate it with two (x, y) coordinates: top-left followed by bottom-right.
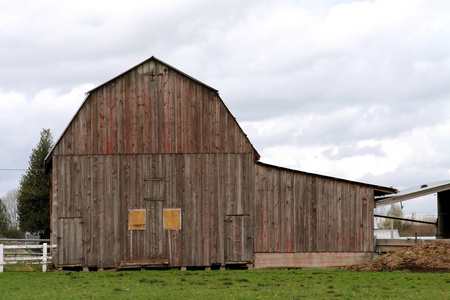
(224, 215), (253, 263)
(57, 218), (83, 266)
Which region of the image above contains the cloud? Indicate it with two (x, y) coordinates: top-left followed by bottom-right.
(0, 85), (90, 196)
(1, 0), (450, 215)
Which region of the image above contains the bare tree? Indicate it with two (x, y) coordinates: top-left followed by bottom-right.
(2, 189), (19, 228)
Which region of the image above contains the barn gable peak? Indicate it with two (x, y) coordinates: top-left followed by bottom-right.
(46, 55), (260, 165)
(87, 56), (219, 95)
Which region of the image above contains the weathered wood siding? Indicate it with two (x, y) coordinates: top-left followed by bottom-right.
(51, 153), (254, 268)
(253, 163), (375, 253)
(50, 58), (257, 268)
(52, 60), (252, 157)
(50, 57), (392, 269)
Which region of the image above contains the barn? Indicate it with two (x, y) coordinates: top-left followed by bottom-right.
(45, 56), (396, 270)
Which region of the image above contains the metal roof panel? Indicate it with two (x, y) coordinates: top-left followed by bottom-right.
(375, 180), (450, 207)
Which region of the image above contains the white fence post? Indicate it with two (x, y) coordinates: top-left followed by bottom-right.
(42, 243), (47, 273)
(0, 244), (3, 273)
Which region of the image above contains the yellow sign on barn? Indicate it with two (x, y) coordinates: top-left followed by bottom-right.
(164, 209), (181, 230)
(129, 209), (146, 230)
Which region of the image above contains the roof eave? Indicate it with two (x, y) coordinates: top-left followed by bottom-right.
(375, 181), (450, 207)
(256, 161), (396, 194)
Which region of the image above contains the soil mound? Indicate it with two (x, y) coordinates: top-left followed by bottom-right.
(340, 241), (450, 272)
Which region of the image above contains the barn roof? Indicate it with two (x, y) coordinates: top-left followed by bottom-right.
(45, 56), (259, 166)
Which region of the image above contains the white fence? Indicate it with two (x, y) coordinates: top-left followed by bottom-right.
(0, 243), (57, 272)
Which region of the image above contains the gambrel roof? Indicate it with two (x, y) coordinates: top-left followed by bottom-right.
(46, 56), (260, 166)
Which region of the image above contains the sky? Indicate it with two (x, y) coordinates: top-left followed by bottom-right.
(1, 0), (450, 214)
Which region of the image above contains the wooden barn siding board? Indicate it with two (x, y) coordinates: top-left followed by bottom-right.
(111, 155), (120, 265)
(309, 176), (317, 251)
(89, 94), (98, 155)
(356, 185), (362, 251)
(95, 156), (103, 266)
(82, 156), (90, 266)
(217, 154), (226, 265)
(169, 72), (176, 153)
(237, 154), (245, 215)
(137, 67), (146, 153)
(162, 66), (170, 153)
(319, 177), (326, 251)
(330, 179), (337, 252)
(340, 183), (348, 251)
(78, 100), (87, 155)
(291, 174), (298, 252)
(264, 167), (270, 251)
(99, 88), (107, 154)
(125, 156), (134, 260)
(177, 154), (186, 266)
(191, 154), (199, 265)
(103, 82), (111, 155)
(200, 85), (207, 153)
(174, 74), (182, 153)
(270, 168), (277, 252)
(102, 156), (111, 266)
(72, 114), (79, 157)
(346, 183), (352, 251)
(361, 187), (367, 251)
(181, 155), (191, 264)
(350, 183), (356, 251)
(209, 154), (218, 264)
(303, 173), (311, 252)
(110, 80), (119, 154)
(131, 71), (139, 154)
(149, 65), (158, 154)
(196, 154), (204, 265)
(195, 85), (203, 154)
(143, 69), (151, 153)
(202, 155), (210, 265)
(285, 171), (293, 252)
(272, 169), (279, 252)
(187, 77), (195, 153)
(255, 165), (263, 251)
(256, 163), (263, 252)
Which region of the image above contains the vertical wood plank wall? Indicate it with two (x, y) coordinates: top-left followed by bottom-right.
(52, 153), (254, 268)
(253, 163), (375, 253)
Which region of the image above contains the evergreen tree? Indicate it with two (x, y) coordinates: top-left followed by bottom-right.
(0, 199), (10, 237)
(17, 129), (53, 239)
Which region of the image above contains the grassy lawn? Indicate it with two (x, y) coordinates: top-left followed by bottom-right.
(0, 268), (449, 299)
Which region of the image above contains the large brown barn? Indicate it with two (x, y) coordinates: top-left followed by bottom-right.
(45, 56), (396, 270)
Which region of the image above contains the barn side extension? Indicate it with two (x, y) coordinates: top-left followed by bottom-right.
(45, 56), (396, 270)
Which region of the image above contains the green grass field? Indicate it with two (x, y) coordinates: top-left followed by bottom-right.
(0, 268), (449, 299)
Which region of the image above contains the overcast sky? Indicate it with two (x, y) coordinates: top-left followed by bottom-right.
(1, 0), (449, 214)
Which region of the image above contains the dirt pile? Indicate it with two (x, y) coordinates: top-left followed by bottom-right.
(340, 241), (450, 272)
